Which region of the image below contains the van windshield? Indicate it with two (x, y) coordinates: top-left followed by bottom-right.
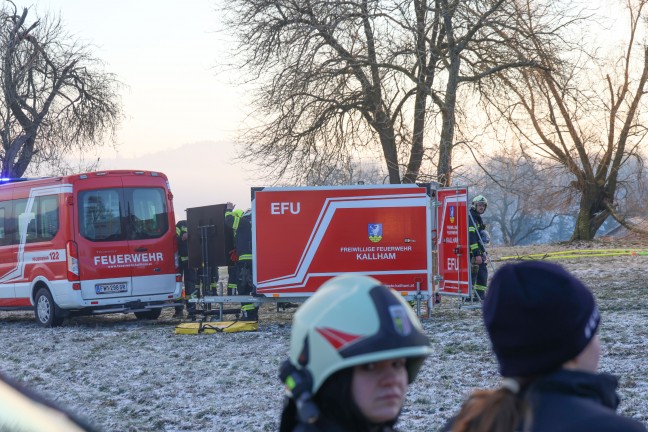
(79, 187), (168, 241)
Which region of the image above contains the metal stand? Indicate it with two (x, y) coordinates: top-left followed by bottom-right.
(187, 225), (241, 322)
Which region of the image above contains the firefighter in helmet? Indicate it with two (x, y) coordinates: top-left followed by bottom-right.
(174, 220), (196, 317)
(279, 274), (432, 431)
(225, 203), (258, 321)
(226, 209), (244, 296)
(468, 195), (489, 301)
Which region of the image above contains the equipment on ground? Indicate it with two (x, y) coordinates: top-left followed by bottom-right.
(177, 182), (485, 330)
(175, 320), (258, 334)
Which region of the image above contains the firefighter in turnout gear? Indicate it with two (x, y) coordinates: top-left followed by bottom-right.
(174, 220), (197, 317)
(468, 195), (489, 301)
(279, 275), (432, 431)
(226, 209), (244, 296)
(225, 203), (258, 321)
(227, 265), (237, 295)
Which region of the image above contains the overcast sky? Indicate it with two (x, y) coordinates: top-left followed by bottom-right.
(26, 0), (255, 220)
(19, 0), (632, 220)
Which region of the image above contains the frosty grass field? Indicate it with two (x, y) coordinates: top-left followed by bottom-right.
(1, 242), (647, 431)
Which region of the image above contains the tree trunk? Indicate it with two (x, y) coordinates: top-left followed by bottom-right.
(570, 185), (610, 241)
(403, 88), (428, 184)
(436, 0), (461, 187)
(373, 109), (401, 184)
(1, 135), (31, 177)
(403, 0), (430, 185)
(437, 47), (460, 187)
(571, 206), (593, 241)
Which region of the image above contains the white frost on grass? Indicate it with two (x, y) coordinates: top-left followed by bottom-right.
(1, 251), (647, 431)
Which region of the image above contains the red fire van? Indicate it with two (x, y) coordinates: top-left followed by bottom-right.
(0, 170), (181, 326)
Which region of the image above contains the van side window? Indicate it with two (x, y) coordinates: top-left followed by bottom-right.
(128, 188), (168, 239)
(37, 196), (59, 240)
(79, 189), (123, 241)
(13, 199), (36, 244)
(3, 196), (58, 244)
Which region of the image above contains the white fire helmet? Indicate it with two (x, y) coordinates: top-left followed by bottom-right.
(471, 195), (488, 210)
(286, 274), (432, 394)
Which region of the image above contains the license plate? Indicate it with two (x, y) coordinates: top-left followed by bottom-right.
(95, 282), (128, 294)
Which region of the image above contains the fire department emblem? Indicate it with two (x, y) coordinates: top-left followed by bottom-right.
(449, 205), (455, 224)
(388, 305), (412, 336)
(368, 223), (383, 243)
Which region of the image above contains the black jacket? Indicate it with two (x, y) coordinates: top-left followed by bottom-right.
(176, 224), (188, 259)
(527, 369), (646, 432)
(468, 208), (486, 259)
(280, 397), (398, 432)
(288, 417), (397, 432)
(441, 369), (646, 432)
(224, 212), (252, 260)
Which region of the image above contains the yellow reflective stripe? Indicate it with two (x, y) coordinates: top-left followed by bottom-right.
(241, 304), (255, 311)
(180, 256), (188, 261)
(176, 227), (181, 236)
(474, 285), (487, 291)
(239, 254), (252, 261)
(227, 283), (237, 288)
(470, 244), (479, 251)
(233, 217), (240, 231)
(469, 227), (476, 232)
(285, 375), (296, 390)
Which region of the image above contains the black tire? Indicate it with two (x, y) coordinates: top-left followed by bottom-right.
(134, 309), (162, 320)
(34, 288), (64, 327)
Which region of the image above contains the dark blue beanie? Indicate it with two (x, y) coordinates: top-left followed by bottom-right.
(483, 261), (601, 377)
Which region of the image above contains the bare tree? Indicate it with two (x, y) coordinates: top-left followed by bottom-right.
(220, 0), (551, 187)
(0, 2), (121, 178)
(304, 156), (385, 186)
(611, 152), (648, 216)
(469, 149), (575, 245)
(484, 0), (648, 241)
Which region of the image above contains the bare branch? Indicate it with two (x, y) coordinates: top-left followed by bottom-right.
(0, 4), (122, 177)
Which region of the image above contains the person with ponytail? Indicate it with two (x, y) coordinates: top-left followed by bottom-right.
(443, 261), (646, 432)
(278, 274), (432, 432)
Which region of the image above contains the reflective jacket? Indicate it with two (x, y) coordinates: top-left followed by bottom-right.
(176, 224), (189, 261)
(468, 207), (486, 259)
(225, 211), (252, 261)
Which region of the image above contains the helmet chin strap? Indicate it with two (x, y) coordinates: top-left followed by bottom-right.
(279, 359), (320, 425)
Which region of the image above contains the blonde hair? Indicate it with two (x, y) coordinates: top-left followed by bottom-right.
(451, 382), (532, 432)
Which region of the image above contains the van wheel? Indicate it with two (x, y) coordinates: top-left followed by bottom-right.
(134, 309), (162, 320)
(35, 288), (64, 327)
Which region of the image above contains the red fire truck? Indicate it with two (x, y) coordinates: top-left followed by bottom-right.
(190, 184), (475, 319)
(435, 187), (472, 298)
(0, 170), (182, 326)
(253, 184), (434, 300)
